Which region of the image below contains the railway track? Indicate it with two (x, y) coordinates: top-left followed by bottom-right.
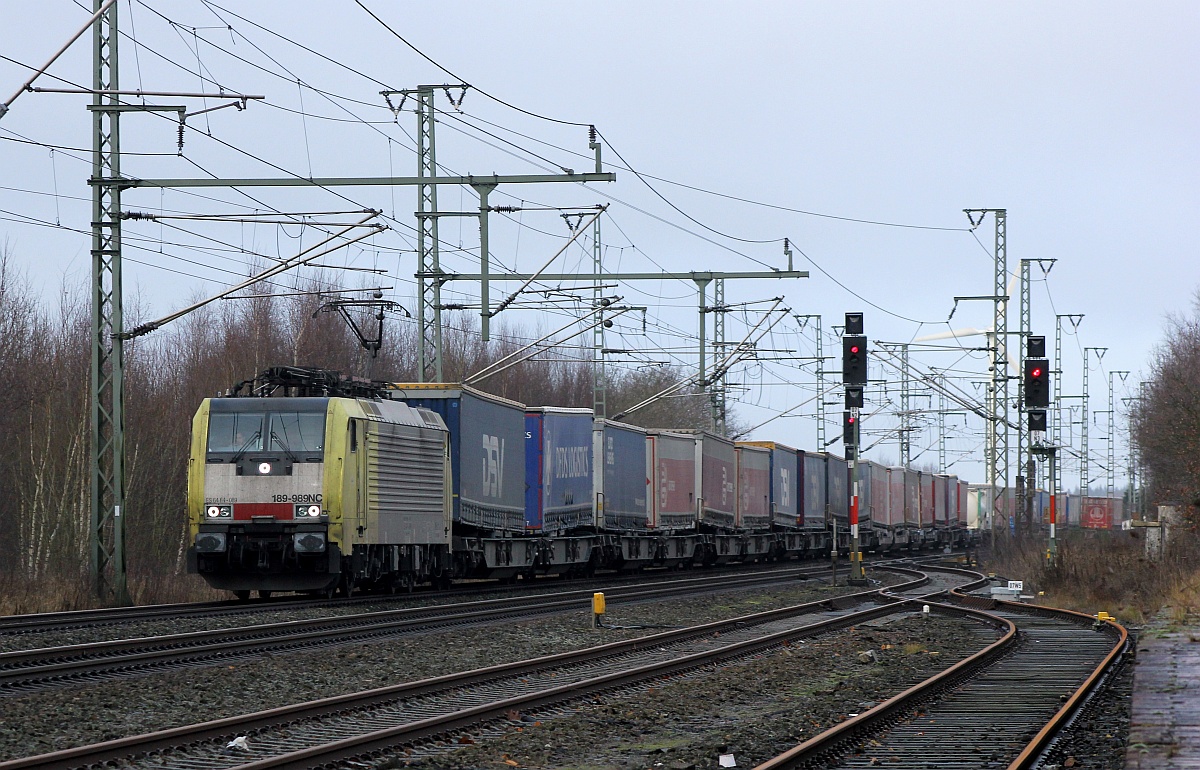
(0, 554), (935, 640)
(0, 566), (993, 770)
(2, 563), (964, 767)
(754, 573), (1129, 770)
(0, 564), (849, 695)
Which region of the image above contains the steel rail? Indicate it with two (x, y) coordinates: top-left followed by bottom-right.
(1001, 602), (1129, 769)
(0, 566), (856, 692)
(0, 556), (922, 635)
(229, 602), (946, 770)
(0, 569), (940, 770)
(750, 567), (1127, 770)
(752, 602), (1017, 769)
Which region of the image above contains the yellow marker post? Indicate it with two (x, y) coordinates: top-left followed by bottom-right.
(592, 592), (606, 629)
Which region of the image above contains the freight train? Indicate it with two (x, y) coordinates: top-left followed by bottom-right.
(187, 367), (972, 599)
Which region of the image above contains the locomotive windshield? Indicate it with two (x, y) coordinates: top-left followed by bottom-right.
(268, 412), (326, 453)
(207, 412), (265, 453)
(206, 400), (328, 456)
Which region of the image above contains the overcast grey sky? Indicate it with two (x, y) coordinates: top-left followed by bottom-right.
(1, 1), (1196, 489)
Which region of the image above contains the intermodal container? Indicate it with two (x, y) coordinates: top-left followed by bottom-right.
(1081, 496), (1114, 529)
(920, 472), (936, 528)
(798, 450), (827, 531)
(698, 433), (737, 530)
(860, 461), (888, 529)
(904, 469), (920, 529)
(739, 441), (800, 529)
(593, 419), (649, 531)
(389, 384), (527, 534)
(826, 453), (850, 527)
(524, 407), (595, 534)
(933, 475), (950, 527)
(888, 468), (906, 529)
(648, 430), (698, 531)
(735, 443), (771, 531)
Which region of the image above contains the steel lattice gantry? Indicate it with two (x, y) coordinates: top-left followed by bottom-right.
(414, 87), (442, 383)
(90, 0), (128, 603)
(992, 210), (1009, 533)
(965, 208), (1009, 533)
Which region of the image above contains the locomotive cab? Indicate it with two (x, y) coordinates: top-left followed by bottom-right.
(186, 381), (454, 599)
(187, 397), (341, 596)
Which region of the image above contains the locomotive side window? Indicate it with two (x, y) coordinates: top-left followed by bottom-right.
(349, 419), (358, 452)
(269, 412), (326, 453)
(208, 412), (265, 453)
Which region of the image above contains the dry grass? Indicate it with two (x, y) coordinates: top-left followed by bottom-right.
(981, 530), (1200, 626)
(0, 570), (221, 616)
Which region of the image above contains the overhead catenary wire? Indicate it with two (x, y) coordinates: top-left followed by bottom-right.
(122, 212), (385, 339)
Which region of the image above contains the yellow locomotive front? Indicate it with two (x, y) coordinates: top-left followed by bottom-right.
(187, 396), (341, 598)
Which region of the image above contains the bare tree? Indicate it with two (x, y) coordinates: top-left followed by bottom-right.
(1132, 288), (1200, 520)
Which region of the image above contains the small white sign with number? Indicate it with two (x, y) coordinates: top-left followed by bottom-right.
(1007, 580), (1024, 592)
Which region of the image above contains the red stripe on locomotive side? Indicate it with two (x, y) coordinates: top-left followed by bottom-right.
(233, 502), (293, 520)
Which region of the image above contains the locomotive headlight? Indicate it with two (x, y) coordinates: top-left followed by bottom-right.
(258, 462), (272, 475)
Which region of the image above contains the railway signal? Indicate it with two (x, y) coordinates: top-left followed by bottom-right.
(843, 411), (857, 446)
(1028, 409), (1047, 432)
(1025, 358), (1050, 408)
(843, 313), (867, 587)
(843, 335), (868, 385)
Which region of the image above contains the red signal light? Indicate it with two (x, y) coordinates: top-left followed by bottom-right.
(1031, 367), (1042, 378)
(850, 345), (860, 354)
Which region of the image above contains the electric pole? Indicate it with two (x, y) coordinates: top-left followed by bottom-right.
(1108, 370), (1129, 515)
(90, 0), (127, 604)
(1054, 314), (1083, 514)
(965, 209), (1009, 538)
(794, 314), (826, 448)
(1081, 346), (1106, 497)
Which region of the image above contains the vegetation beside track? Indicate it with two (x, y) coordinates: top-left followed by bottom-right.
(982, 529), (1200, 625)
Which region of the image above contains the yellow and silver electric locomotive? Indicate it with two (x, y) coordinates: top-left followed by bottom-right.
(186, 369), (453, 599)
